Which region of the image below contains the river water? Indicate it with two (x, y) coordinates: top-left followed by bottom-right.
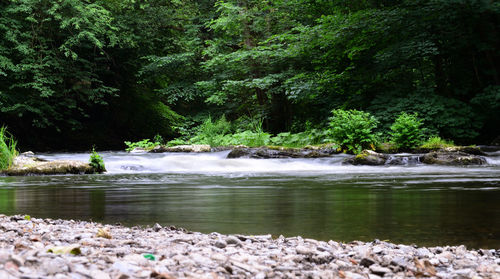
(1, 151), (499, 248)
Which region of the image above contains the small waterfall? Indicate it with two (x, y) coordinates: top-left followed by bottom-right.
(484, 151), (500, 166)
(385, 154), (421, 166)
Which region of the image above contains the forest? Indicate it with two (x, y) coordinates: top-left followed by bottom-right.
(0, 0), (499, 151)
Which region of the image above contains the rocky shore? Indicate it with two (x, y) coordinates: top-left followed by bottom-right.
(0, 215), (498, 279)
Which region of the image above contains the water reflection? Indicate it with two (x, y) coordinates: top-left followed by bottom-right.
(1, 172), (499, 248)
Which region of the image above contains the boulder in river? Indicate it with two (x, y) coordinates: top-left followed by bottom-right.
(2, 155), (99, 176)
(420, 151), (487, 165)
(414, 145), (486, 155)
(344, 150), (388, 165)
(226, 146), (339, 159)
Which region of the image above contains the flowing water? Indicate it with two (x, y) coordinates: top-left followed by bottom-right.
(1, 151), (500, 248)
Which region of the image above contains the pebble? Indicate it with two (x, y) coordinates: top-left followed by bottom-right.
(369, 265), (392, 276)
(0, 214), (498, 279)
(226, 235), (241, 246)
(214, 239), (227, 249)
(296, 245), (314, 255)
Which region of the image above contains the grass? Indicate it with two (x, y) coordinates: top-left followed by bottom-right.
(420, 136), (455, 149)
(0, 126), (18, 170)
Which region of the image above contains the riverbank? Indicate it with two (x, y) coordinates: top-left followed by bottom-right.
(0, 215), (498, 279)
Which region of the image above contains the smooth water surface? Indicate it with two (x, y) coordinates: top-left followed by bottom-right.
(1, 151), (499, 248)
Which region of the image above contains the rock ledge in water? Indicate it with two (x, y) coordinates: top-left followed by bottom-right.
(420, 151), (487, 165)
(227, 145), (339, 159)
(147, 144), (211, 153)
(2, 155), (98, 176)
(414, 146), (486, 155)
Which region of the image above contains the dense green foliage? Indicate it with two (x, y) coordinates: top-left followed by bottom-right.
(89, 148), (106, 173)
(270, 130), (330, 148)
(124, 139), (161, 152)
(329, 109), (378, 154)
(390, 112), (424, 151)
(0, 0), (498, 150)
(0, 126), (18, 170)
(188, 116), (272, 147)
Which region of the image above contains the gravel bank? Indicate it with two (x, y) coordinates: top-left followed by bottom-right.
(0, 215), (498, 279)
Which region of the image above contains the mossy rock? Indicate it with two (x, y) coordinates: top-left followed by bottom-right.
(376, 142), (398, 154)
(420, 151), (486, 165)
(3, 156), (101, 176)
(344, 150), (388, 166)
(226, 146), (339, 159)
(414, 146), (486, 155)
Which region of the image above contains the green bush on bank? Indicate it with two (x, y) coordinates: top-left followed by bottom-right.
(125, 110), (462, 152)
(328, 109), (379, 154)
(390, 112), (424, 151)
(0, 126), (18, 170)
(270, 129), (330, 148)
(188, 116), (272, 147)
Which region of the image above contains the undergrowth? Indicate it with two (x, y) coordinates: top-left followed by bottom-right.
(0, 126), (18, 170)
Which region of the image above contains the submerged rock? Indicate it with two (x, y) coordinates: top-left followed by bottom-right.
(420, 151), (487, 165)
(344, 150), (388, 166)
(2, 155), (99, 176)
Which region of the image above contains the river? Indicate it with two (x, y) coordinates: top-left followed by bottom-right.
(1, 151), (499, 248)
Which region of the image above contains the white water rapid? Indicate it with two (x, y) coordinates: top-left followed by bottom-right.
(37, 151), (500, 176)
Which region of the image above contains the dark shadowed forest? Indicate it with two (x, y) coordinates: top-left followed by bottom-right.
(0, 0), (498, 150)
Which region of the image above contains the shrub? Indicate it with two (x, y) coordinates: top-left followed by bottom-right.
(270, 129), (330, 147)
(0, 126), (18, 170)
(328, 109), (379, 154)
(189, 116), (273, 147)
(190, 115), (232, 147)
(420, 136), (455, 149)
(89, 148), (106, 173)
(227, 130), (271, 147)
(153, 134), (165, 145)
(124, 139), (159, 152)
(167, 138), (189, 146)
(390, 112), (424, 150)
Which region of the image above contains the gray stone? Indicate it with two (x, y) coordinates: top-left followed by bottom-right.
(372, 245), (384, 254)
(369, 265), (392, 276)
(111, 261), (141, 274)
(360, 258), (375, 267)
(417, 247), (432, 258)
(214, 239), (227, 249)
(226, 236), (241, 246)
(9, 254), (24, 266)
(90, 270), (111, 279)
(344, 271), (366, 279)
(454, 268), (474, 278)
(153, 223), (162, 232)
(0, 249), (10, 263)
(296, 245), (314, 255)
(42, 258), (69, 275)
